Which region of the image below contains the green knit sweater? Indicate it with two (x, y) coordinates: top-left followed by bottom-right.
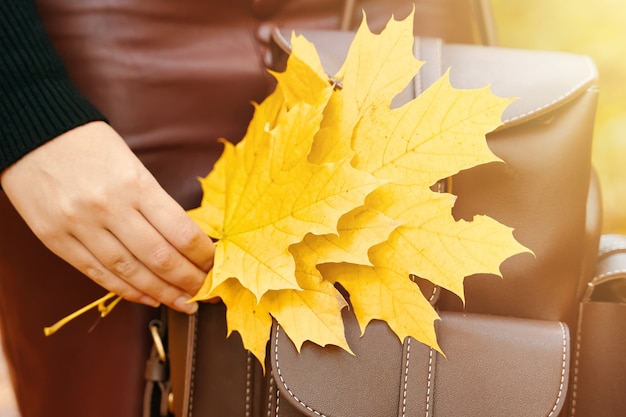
(0, 0), (105, 172)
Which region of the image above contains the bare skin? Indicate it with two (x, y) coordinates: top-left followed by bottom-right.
(0, 121), (215, 314)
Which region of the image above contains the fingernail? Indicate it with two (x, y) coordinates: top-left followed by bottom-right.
(174, 296), (198, 314)
(140, 296), (161, 308)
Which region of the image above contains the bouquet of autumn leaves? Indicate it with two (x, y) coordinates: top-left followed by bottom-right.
(185, 14), (527, 365)
(45, 13), (527, 366)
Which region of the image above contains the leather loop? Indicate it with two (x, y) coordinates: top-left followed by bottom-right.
(571, 234), (626, 417)
(584, 234), (626, 302)
(573, 302), (626, 416)
(143, 309), (173, 417)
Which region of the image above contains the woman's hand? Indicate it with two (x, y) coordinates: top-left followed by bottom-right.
(0, 121), (214, 314)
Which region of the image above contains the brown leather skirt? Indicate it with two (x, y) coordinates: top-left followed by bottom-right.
(0, 0), (487, 415)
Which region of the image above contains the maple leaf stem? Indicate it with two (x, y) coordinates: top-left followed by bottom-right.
(98, 294), (123, 317)
(43, 292), (120, 336)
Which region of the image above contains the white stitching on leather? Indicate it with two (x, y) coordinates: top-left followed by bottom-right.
(592, 268), (626, 283)
(274, 324), (327, 417)
(266, 375), (274, 417)
(188, 315), (198, 417)
(401, 338), (412, 417)
(409, 275), (438, 304)
(246, 352), (252, 417)
(503, 56), (596, 124)
(571, 316), (583, 417)
(428, 290), (435, 303)
(426, 348), (434, 417)
(547, 322), (568, 417)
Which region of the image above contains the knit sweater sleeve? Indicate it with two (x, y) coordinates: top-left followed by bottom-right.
(0, 0), (106, 172)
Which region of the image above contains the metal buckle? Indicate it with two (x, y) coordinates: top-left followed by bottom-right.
(149, 320), (167, 363)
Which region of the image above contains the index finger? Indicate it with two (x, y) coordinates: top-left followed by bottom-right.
(140, 184), (216, 273)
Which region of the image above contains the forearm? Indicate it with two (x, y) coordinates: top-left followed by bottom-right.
(0, 0), (105, 172)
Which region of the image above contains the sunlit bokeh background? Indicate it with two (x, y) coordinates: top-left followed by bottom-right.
(490, 0), (626, 234)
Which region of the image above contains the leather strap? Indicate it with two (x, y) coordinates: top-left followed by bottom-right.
(143, 309), (173, 417)
(572, 234), (626, 416)
(144, 308), (198, 417)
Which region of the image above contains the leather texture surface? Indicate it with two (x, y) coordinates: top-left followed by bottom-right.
(270, 311), (570, 417)
(168, 304), (263, 417)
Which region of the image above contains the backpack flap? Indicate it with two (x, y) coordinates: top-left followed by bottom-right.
(269, 311), (570, 417)
(269, 28), (597, 124)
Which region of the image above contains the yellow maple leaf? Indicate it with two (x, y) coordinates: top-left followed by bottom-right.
(261, 276), (349, 355)
(310, 12), (422, 164)
(186, 12), (527, 364)
(364, 184), (527, 301)
(187, 140), (232, 238)
(207, 277), (274, 366)
(194, 35), (384, 301)
(318, 262), (441, 351)
(291, 205), (400, 269)
(300, 14), (527, 349)
(192, 200), (397, 366)
(45, 12), (528, 367)
(351, 72), (509, 184)
(196, 266), (350, 367)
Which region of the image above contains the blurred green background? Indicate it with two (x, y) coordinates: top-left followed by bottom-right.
(490, 0), (626, 234)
